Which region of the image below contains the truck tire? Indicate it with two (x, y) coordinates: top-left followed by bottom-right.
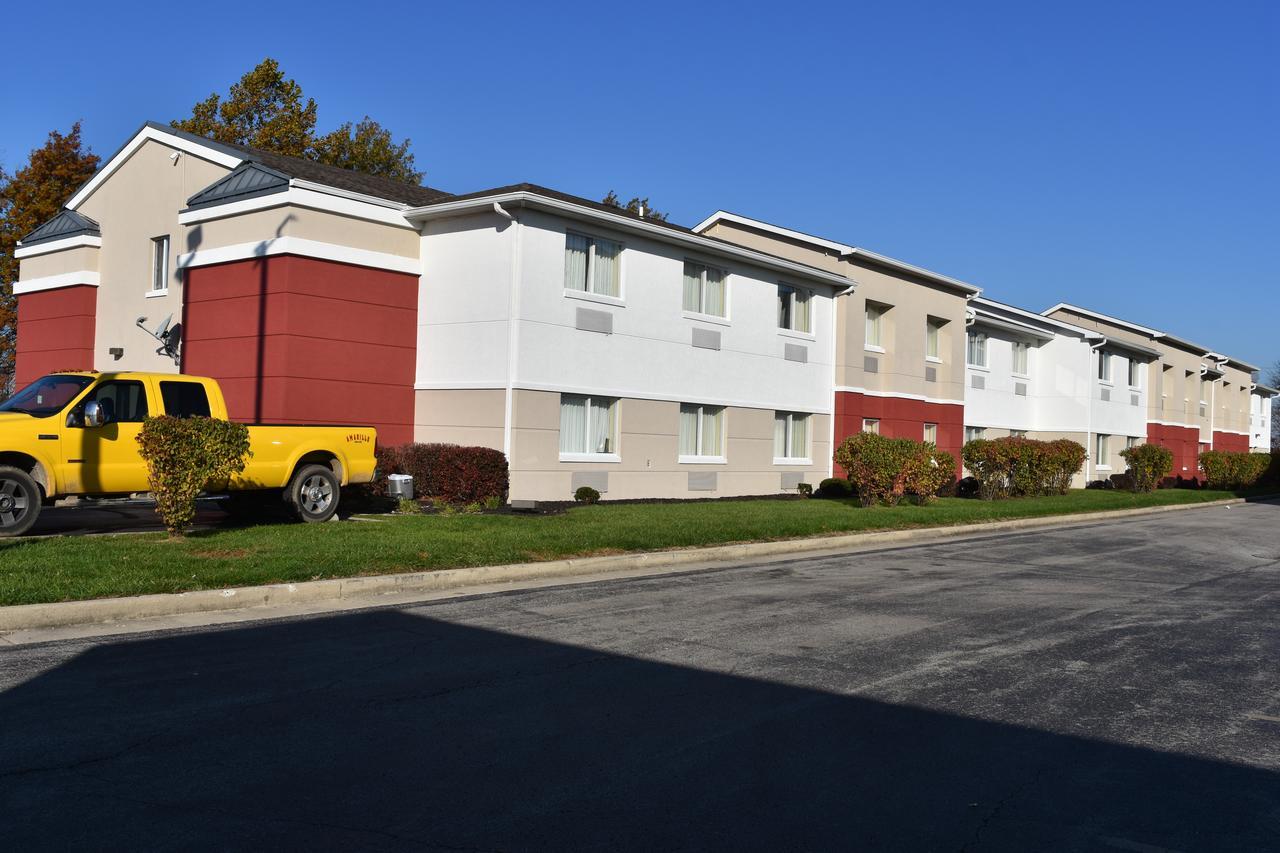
(287, 464), (340, 523)
(0, 466), (41, 538)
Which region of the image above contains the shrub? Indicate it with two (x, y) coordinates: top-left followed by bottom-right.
(816, 477), (854, 499)
(384, 443), (509, 505)
(397, 498), (420, 515)
(833, 432), (954, 507)
(1199, 450), (1270, 490)
(137, 416), (252, 537)
(1085, 479), (1115, 490)
(961, 436), (1086, 500)
(574, 486), (601, 504)
(955, 476), (981, 499)
(1119, 443), (1173, 492)
(796, 482), (813, 497)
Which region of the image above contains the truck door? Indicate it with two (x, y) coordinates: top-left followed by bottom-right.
(62, 379), (152, 494)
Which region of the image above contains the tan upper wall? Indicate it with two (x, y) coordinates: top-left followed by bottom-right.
(1046, 307), (1253, 437)
(701, 220), (970, 403)
(17, 246), (100, 280)
(188, 204), (420, 259)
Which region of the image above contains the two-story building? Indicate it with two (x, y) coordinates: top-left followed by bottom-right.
(1252, 383), (1276, 452)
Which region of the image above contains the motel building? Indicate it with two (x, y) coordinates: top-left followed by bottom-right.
(12, 122), (1269, 502)
(1252, 384), (1276, 453)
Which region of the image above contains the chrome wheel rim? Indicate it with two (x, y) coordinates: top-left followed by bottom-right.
(300, 475), (334, 515)
(0, 478), (31, 529)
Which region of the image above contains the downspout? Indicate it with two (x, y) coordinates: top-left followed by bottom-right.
(1086, 338), (1106, 484)
(502, 205), (522, 461)
(829, 283), (857, 478)
(1207, 365), (1216, 450)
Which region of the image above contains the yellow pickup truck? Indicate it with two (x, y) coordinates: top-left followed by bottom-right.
(0, 372), (378, 536)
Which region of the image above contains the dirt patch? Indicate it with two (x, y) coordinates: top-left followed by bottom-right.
(189, 548), (257, 559)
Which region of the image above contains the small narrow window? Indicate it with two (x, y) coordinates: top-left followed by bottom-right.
(926, 319), (942, 360)
(862, 418), (880, 434)
(1098, 351), (1112, 382)
(679, 403), (725, 459)
(773, 411), (810, 460)
(152, 235), (170, 292)
(1012, 341), (1029, 376)
(967, 332), (988, 367)
(564, 233), (621, 297)
(1096, 434), (1112, 468)
(923, 422), (937, 444)
(865, 304), (884, 348)
(1128, 359), (1141, 388)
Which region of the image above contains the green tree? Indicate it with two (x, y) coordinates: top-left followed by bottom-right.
(1268, 361), (1280, 448)
(173, 58), (422, 182)
(602, 190), (668, 221)
(0, 123), (101, 397)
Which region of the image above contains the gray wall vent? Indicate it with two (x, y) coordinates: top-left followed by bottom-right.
(571, 471), (608, 493)
(1101, 387), (1110, 402)
(784, 343), (808, 363)
(864, 356), (879, 374)
(780, 472), (804, 490)
(925, 366), (937, 383)
(691, 328), (721, 350)
(575, 308), (613, 335)
(1131, 393), (1140, 407)
(688, 472), (717, 492)
(1015, 382), (1027, 397)
(970, 374), (985, 390)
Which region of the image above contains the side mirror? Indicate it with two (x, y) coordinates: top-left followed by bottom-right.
(83, 400), (107, 428)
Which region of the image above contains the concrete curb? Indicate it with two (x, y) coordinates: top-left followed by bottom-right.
(1, 495), (1273, 633)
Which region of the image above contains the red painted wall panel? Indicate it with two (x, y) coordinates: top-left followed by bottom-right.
(1146, 422), (1201, 477)
(1212, 431), (1249, 453)
(834, 391), (965, 476)
(183, 255), (417, 445)
(14, 285), (97, 388)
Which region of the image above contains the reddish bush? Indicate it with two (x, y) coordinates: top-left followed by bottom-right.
(393, 443), (509, 504)
(961, 436), (1086, 500)
(833, 432), (955, 507)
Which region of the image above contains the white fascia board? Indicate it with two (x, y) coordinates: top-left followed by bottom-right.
(14, 234), (103, 259)
(407, 195), (852, 289)
(971, 306), (1058, 341)
(1251, 383), (1278, 396)
(13, 271), (100, 295)
(972, 296), (1098, 338)
(694, 210), (981, 295)
(179, 186), (417, 228)
(834, 386), (965, 407)
(177, 237), (420, 275)
(66, 126), (242, 211)
(288, 179), (410, 210)
(1041, 302), (1163, 338)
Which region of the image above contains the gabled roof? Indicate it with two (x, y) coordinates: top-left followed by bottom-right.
(972, 296), (1100, 339)
(185, 161), (291, 210)
(18, 209), (101, 247)
(1044, 302), (1258, 371)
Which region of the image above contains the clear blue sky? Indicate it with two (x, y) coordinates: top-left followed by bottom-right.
(3, 1), (1276, 371)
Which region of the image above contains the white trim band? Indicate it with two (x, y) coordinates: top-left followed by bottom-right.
(14, 235), (102, 259)
(66, 126), (242, 210)
(413, 381), (832, 415)
(13, 271), (100, 295)
(177, 237), (421, 275)
(834, 386), (965, 407)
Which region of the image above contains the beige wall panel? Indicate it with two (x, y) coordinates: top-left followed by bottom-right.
(18, 246), (100, 279)
(413, 389), (506, 450)
(191, 205), (420, 258)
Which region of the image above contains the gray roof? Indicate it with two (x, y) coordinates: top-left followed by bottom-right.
(185, 162), (291, 210)
(18, 209), (101, 247)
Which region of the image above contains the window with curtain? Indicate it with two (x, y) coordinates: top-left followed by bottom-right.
(777, 285), (811, 333)
(926, 319), (942, 360)
(1098, 351), (1112, 382)
(564, 233), (622, 298)
(966, 332), (987, 367)
(964, 426), (986, 443)
(1011, 429), (1028, 438)
(1096, 433), (1111, 467)
(559, 394), (618, 456)
(923, 423), (937, 444)
(152, 235), (170, 292)
(773, 411), (810, 460)
(1128, 359), (1141, 387)
(678, 403), (725, 459)
(862, 418), (880, 434)
(1012, 341), (1029, 375)
(865, 304), (884, 348)
(682, 262), (727, 317)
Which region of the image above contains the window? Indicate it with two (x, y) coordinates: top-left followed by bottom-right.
(777, 284), (812, 333)
(1160, 364), (1171, 398)
(1098, 351), (1112, 382)
(773, 411), (810, 461)
(682, 262), (726, 317)
(926, 319), (942, 360)
(159, 381), (212, 419)
(151, 236), (170, 292)
(1096, 434), (1111, 469)
(559, 394), (617, 457)
(1011, 429), (1028, 438)
(1128, 359), (1141, 388)
(1125, 436), (1138, 450)
(865, 304), (885, 349)
(564, 233), (622, 298)
(1012, 341), (1029, 376)
(71, 380), (148, 426)
(923, 423), (937, 444)
(965, 426), (986, 443)
(862, 418), (880, 434)
(966, 332), (987, 367)
(679, 403), (724, 460)
(0, 374), (93, 418)
(1199, 378), (1209, 404)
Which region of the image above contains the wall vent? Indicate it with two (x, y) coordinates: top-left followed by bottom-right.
(575, 308), (612, 335)
(691, 328), (720, 351)
(1015, 382), (1027, 397)
(1131, 393), (1140, 406)
(784, 343), (808, 363)
(571, 471), (608, 493)
(1100, 387), (1110, 402)
(925, 366), (937, 383)
(780, 472), (805, 490)
(970, 374), (985, 390)
(688, 472), (717, 492)
(864, 356), (879, 374)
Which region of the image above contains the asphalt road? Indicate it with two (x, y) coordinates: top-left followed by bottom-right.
(2, 501), (1278, 851)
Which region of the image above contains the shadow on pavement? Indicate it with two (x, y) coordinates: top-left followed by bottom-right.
(1, 609), (1276, 851)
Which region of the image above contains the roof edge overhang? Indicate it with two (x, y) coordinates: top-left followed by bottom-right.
(970, 309), (1055, 342)
(692, 210), (981, 296)
(407, 193), (854, 289)
(1101, 337), (1162, 361)
(1252, 382), (1279, 396)
(972, 296), (1099, 339)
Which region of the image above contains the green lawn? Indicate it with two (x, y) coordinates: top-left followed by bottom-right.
(0, 489), (1264, 607)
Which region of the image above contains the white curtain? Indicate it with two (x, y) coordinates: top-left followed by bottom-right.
(927, 322), (939, 358)
(592, 239), (621, 296)
(560, 395), (587, 453)
(590, 398), (615, 453)
(774, 412), (787, 457)
(790, 414), (809, 459)
(704, 268), (725, 317)
(866, 306), (880, 346)
(679, 404), (699, 455)
(702, 407), (724, 456)
(683, 263), (702, 312)
(564, 234), (589, 292)
(794, 290), (811, 332)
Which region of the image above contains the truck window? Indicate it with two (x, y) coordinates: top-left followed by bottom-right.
(69, 380), (149, 426)
(160, 381), (212, 418)
(0, 375), (93, 418)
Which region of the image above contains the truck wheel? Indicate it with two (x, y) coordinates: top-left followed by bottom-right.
(0, 466), (41, 538)
(287, 465), (340, 523)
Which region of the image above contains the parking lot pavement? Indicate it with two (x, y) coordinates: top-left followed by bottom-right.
(1, 499), (1277, 851)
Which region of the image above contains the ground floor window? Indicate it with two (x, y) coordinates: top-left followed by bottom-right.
(560, 394), (618, 456)
(1011, 429), (1027, 438)
(1096, 434), (1112, 469)
(679, 403), (725, 460)
(774, 411), (810, 461)
(923, 422), (937, 444)
(964, 426), (986, 443)
(862, 418), (880, 434)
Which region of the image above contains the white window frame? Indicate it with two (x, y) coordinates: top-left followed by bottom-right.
(966, 332), (988, 369)
(150, 235), (170, 296)
(777, 284), (814, 336)
(773, 411), (812, 464)
(864, 303), (886, 352)
(1010, 429), (1028, 438)
(1011, 341), (1030, 377)
(1096, 433), (1112, 470)
(862, 418), (880, 434)
(564, 232), (624, 304)
(923, 422), (938, 444)
(1128, 359), (1141, 389)
(925, 318), (943, 362)
(1098, 351), (1113, 384)
(964, 426), (986, 443)
(682, 261), (729, 321)
(558, 394), (620, 462)
(678, 403), (726, 464)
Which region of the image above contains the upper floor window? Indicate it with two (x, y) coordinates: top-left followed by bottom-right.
(865, 304), (886, 349)
(926, 318), (943, 360)
(679, 403), (725, 460)
(560, 394), (618, 457)
(1011, 341), (1029, 376)
(1098, 351), (1113, 382)
(151, 235), (170, 293)
(773, 411), (810, 461)
(564, 233), (621, 298)
(777, 284), (812, 334)
(1128, 359), (1141, 388)
(682, 262), (726, 317)
(1199, 378), (1209, 405)
(966, 332), (988, 368)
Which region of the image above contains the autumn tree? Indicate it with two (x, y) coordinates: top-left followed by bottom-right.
(0, 123), (101, 396)
(602, 190), (668, 221)
(173, 59), (422, 183)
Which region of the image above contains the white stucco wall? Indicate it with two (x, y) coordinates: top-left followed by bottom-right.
(1252, 391), (1274, 452)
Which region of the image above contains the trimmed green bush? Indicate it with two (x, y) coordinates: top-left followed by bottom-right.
(1119, 443), (1173, 492)
(961, 436), (1087, 500)
(137, 416), (252, 537)
(833, 432), (955, 507)
(1199, 450), (1269, 490)
(816, 477), (854, 499)
(574, 486), (601, 504)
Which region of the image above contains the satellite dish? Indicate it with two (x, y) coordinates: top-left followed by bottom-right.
(153, 315), (172, 340)
(135, 313), (182, 366)
(162, 323), (183, 359)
